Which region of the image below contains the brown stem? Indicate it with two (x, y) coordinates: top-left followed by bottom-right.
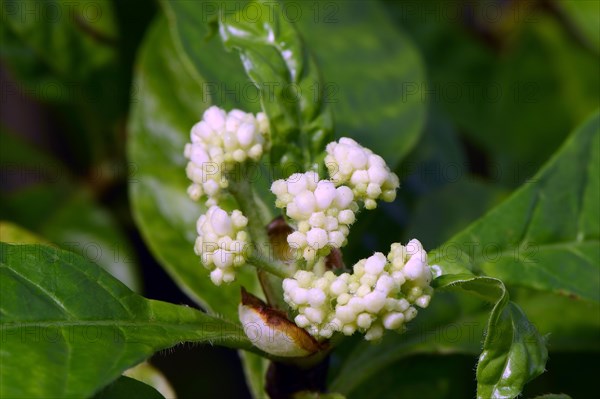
(266, 356), (330, 399)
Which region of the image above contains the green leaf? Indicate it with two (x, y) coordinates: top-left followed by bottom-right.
(123, 362), (176, 399)
(1, 0), (118, 81)
(328, 291), (486, 395)
(239, 351), (269, 399)
(218, 0), (334, 170)
(1, 1), (132, 165)
(93, 376), (165, 399)
(127, 17), (261, 320)
(161, 0), (426, 168)
(434, 274), (548, 399)
(0, 221), (47, 244)
(1, 189), (141, 292)
(159, 0), (258, 111)
(555, 0), (600, 53)
(530, 395), (572, 399)
(292, 0), (426, 167)
(512, 288), (600, 352)
(0, 242), (254, 398)
(434, 111), (600, 302)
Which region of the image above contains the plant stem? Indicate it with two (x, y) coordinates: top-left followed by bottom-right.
(228, 164), (291, 308)
(248, 253), (292, 279)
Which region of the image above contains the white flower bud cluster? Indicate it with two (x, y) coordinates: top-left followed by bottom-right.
(194, 205), (249, 286)
(271, 171), (358, 265)
(325, 138), (400, 209)
(184, 106), (269, 206)
(282, 239), (435, 341)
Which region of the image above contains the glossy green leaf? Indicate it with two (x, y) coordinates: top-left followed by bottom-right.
(218, 0), (333, 169)
(93, 376), (165, 399)
(434, 112), (600, 302)
(434, 274), (548, 399)
(291, 0), (426, 167)
(161, 0), (426, 168)
(127, 17), (261, 320)
(0, 242), (254, 398)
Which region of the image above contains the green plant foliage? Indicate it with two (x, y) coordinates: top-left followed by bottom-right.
(161, 0), (426, 168)
(436, 112), (600, 302)
(127, 18), (262, 321)
(392, 0), (599, 186)
(239, 351), (270, 399)
(0, 221), (47, 244)
(93, 376), (165, 399)
(0, 131), (141, 291)
(123, 362), (176, 399)
(328, 291), (486, 395)
(1, 0), (117, 79)
(435, 275), (547, 399)
(291, 0), (426, 167)
(330, 112), (599, 398)
(0, 242), (254, 398)
(556, 0), (600, 53)
(0, 0), (133, 165)
(2, 0), (598, 397)
(512, 288), (600, 352)
(219, 0), (334, 170)
(347, 354), (477, 399)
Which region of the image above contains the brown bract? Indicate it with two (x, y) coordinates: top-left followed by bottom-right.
(240, 288), (322, 357)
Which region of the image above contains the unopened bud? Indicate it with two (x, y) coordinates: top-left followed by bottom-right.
(239, 288), (321, 357)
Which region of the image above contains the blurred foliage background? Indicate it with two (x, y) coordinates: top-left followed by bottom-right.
(1, 0), (598, 398)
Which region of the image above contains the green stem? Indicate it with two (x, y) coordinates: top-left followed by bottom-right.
(228, 172), (271, 252)
(228, 164), (291, 308)
(248, 253), (292, 279)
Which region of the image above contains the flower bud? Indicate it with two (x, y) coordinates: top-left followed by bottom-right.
(325, 137), (399, 208)
(238, 288), (321, 357)
(270, 172), (358, 266)
(184, 106), (270, 205)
